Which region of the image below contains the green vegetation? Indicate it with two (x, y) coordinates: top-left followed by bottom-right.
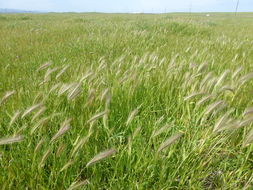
(0, 13), (253, 189)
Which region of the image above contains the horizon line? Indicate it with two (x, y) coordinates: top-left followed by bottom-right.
(1, 8), (253, 14)
(1, 10), (253, 14)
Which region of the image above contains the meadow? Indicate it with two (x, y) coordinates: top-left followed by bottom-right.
(0, 12), (253, 189)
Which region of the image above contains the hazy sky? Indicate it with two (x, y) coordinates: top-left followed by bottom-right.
(0, 0), (252, 12)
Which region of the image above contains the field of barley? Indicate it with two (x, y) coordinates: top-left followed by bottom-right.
(0, 12), (253, 189)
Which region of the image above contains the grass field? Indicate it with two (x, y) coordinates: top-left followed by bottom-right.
(1, 12), (253, 189)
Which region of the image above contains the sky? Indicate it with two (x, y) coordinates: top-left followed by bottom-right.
(0, 0), (252, 13)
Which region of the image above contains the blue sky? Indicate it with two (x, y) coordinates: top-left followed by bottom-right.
(0, 0), (252, 12)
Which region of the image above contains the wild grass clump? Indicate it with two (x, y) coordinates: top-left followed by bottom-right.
(0, 12), (253, 189)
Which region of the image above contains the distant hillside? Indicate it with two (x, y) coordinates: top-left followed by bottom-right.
(0, 8), (45, 13)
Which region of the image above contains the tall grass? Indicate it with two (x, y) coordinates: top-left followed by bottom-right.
(0, 12), (253, 189)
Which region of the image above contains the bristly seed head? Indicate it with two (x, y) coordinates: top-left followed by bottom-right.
(9, 110), (21, 128)
(87, 111), (108, 123)
(126, 107), (140, 126)
(50, 118), (71, 142)
(67, 180), (89, 190)
(0, 90), (16, 106)
(86, 148), (116, 167)
(37, 61), (52, 72)
(157, 132), (183, 152)
(0, 135), (24, 145)
(22, 103), (43, 118)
